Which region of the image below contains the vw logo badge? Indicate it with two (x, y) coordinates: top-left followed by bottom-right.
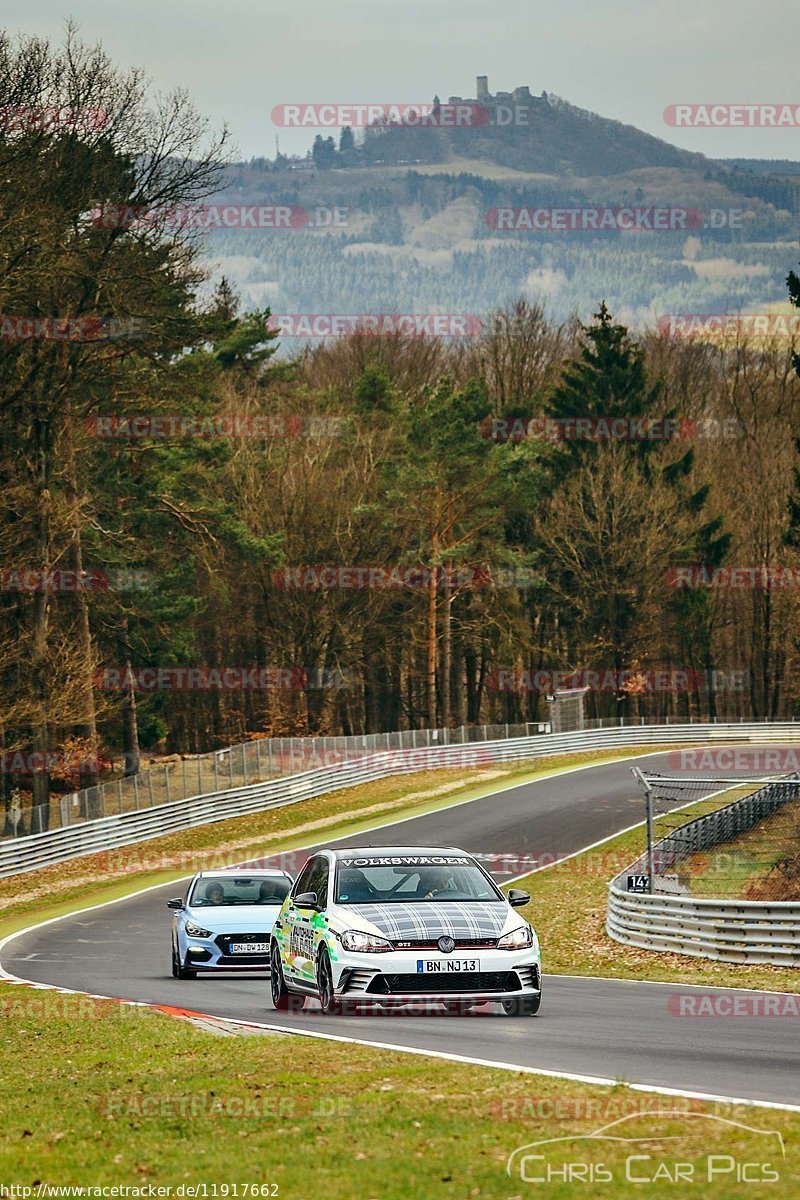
(438, 935), (455, 954)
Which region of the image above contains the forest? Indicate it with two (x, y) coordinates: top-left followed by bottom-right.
(3, 29), (800, 831)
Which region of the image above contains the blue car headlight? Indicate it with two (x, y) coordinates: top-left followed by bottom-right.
(184, 921), (212, 938)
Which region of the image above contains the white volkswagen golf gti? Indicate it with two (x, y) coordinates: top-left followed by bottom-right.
(270, 846), (541, 1015)
(167, 867), (293, 977)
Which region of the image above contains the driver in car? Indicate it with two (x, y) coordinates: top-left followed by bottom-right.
(422, 867), (456, 899)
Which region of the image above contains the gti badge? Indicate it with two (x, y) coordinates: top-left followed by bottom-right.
(437, 935), (455, 954)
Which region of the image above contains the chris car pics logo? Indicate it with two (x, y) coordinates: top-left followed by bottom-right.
(506, 1112), (784, 1185)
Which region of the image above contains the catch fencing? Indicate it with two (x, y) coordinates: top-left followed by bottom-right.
(3, 719), (800, 879)
(607, 775), (800, 966)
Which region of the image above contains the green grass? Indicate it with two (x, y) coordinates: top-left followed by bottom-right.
(0, 982), (797, 1197)
(0, 746), (675, 941)
(683, 801), (800, 901)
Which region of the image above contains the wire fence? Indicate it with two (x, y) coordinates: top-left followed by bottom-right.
(624, 771), (800, 899)
(2, 721), (549, 840)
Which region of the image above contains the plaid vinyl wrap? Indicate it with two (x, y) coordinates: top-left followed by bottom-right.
(347, 902), (507, 941)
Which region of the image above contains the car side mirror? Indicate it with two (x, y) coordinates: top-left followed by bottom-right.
(507, 889), (530, 908)
(294, 891), (319, 910)
(166, 897), (184, 910)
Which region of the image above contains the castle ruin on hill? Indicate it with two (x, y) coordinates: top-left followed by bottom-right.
(444, 76), (539, 109)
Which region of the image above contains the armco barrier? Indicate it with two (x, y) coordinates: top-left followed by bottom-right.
(607, 776), (800, 967)
(607, 890), (800, 968)
(3, 721), (800, 880)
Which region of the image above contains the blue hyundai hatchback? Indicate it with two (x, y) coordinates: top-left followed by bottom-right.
(167, 868), (293, 978)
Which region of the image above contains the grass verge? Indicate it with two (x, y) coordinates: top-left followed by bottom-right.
(0, 982), (797, 1197)
(685, 802), (800, 901)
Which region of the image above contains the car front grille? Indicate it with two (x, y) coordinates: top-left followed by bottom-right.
(366, 971), (518, 995)
(213, 932), (273, 957)
(390, 937), (499, 950)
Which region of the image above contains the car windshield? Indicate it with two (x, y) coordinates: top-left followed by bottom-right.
(334, 857), (503, 904)
(189, 876), (291, 907)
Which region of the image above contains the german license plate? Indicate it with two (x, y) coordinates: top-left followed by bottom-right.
(229, 942), (270, 954)
(416, 959), (479, 973)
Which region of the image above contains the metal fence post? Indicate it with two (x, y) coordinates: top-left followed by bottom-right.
(256, 738), (262, 779)
(165, 766), (171, 804)
(214, 754), (219, 792)
(148, 772), (155, 807)
(134, 775), (140, 811)
(242, 742), (248, 786)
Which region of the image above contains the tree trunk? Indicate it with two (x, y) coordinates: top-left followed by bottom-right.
(30, 414), (52, 830)
(441, 573), (452, 728)
(426, 558), (438, 727)
(64, 402), (101, 806)
(120, 619), (141, 776)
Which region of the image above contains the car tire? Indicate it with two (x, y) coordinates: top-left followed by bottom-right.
(270, 940), (305, 1012)
(317, 949), (342, 1015)
(172, 943), (197, 980)
(502, 993), (541, 1017)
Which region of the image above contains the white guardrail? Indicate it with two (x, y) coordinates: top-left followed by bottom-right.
(3, 720), (800, 881)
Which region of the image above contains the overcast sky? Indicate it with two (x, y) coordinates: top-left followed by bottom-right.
(5, 0), (798, 161)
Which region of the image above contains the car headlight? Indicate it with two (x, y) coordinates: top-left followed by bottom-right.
(497, 924), (534, 950)
(340, 929), (393, 953)
(184, 921), (212, 938)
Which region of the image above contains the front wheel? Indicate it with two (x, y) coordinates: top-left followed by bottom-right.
(317, 950), (341, 1015)
(172, 943), (197, 980)
(270, 940), (305, 1012)
(502, 993), (541, 1017)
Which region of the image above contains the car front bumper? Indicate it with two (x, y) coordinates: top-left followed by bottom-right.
(331, 947), (541, 1002)
(180, 931), (274, 971)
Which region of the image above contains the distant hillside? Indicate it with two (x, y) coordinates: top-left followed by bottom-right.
(360, 87), (709, 177)
(719, 158), (800, 177)
(192, 80), (800, 333)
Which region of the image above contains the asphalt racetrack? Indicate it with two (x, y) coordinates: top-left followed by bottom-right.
(4, 748), (799, 1107)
